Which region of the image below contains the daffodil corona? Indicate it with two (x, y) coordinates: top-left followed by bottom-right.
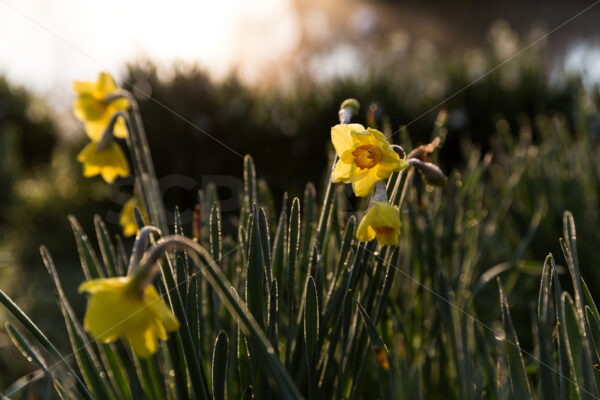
(73, 72), (130, 141)
(356, 201), (401, 246)
(120, 197), (149, 237)
(331, 124), (407, 197)
(77, 141), (130, 184)
(79, 276), (179, 358)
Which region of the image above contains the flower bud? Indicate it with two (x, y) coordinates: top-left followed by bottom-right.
(409, 159), (447, 187)
(338, 98), (360, 123)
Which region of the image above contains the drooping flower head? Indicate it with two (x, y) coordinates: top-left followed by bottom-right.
(356, 201), (401, 246)
(73, 72), (130, 141)
(331, 124), (407, 197)
(120, 197), (149, 237)
(77, 141), (130, 184)
(79, 276), (179, 358)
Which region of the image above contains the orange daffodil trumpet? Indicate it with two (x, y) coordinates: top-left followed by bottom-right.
(73, 72), (131, 184)
(331, 124), (407, 197)
(79, 276), (179, 358)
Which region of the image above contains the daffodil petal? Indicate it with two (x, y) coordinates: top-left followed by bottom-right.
(366, 127), (388, 143)
(144, 286), (179, 332)
(77, 141), (130, 184)
(126, 327), (157, 358)
(355, 202), (401, 246)
(79, 277), (130, 294)
(332, 159), (353, 182)
(73, 81), (95, 95)
(119, 197), (148, 237)
(80, 276), (177, 358)
(112, 117), (129, 139)
(73, 72), (129, 140)
(372, 202), (401, 228)
(356, 217), (376, 242)
(331, 124), (365, 155)
(351, 171), (379, 197)
(376, 229), (399, 246)
(95, 72), (119, 97)
(83, 287), (130, 340)
(73, 95), (105, 123)
(82, 121), (107, 142)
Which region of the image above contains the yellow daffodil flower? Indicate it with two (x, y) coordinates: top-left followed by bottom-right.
(331, 124), (407, 197)
(73, 72), (130, 141)
(356, 201), (401, 246)
(77, 141), (130, 184)
(120, 197), (149, 237)
(79, 276), (179, 358)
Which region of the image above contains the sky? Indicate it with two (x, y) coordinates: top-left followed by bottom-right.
(1, 0), (600, 110)
(0, 0), (300, 105)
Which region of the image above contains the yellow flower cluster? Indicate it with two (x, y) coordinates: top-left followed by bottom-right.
(75, 97), (439, 360)
(79, 276), (179, 358)
(73, 72), (130, 184)
(330, 123), (405, 246)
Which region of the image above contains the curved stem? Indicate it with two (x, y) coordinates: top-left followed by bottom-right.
(397, 167), (415, 209)
(127, 226), (162, 275)
(137, 235), (303, 399)
(95, 111), (126, 152)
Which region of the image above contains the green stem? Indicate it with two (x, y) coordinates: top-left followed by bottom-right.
(107, 92), (168, 234)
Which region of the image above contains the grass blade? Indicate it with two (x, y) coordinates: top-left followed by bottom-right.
(267, 279), (280, 353)
(0, 289), (93, 399)
(69, 215), (105, 280)
(286, 197), (301, 365)
(498, 279), (532, 399)
(94, 215), (121, 277)
(304, 276), (319, 398)
(243, 154), (257, 215)
(212, 331), (229, 400)
(271, 197), (287, 285)
(258, 207), (272, 284)
(535, 255), (559, 400)
(246, 206), (266, 329)
(560, 292), (598, 400)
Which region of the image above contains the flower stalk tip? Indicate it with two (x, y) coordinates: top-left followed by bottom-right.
(391, 144), (406, 159)
(339, 98), (360, 124)
(96, 110), (130, 152)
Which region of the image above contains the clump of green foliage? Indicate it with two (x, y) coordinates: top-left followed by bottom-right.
(2, 84), (600, 399)
(2, 23), (600, 397)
